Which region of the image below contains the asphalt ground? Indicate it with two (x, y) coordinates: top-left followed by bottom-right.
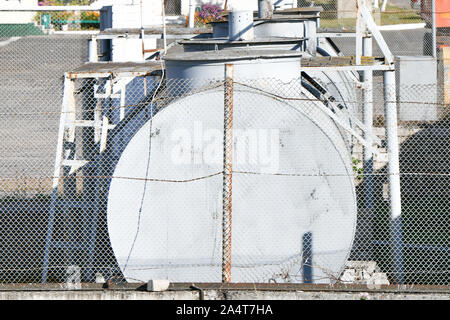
(0, 35), (89, 181)
(0, 28), (433, 182)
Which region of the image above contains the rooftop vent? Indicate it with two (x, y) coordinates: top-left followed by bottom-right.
(228, 10), (254, 41)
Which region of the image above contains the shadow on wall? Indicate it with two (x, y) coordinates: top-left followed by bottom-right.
(0, 195), (123, 283)
(351, 120), (449, 285)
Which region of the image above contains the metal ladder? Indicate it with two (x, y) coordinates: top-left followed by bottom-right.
(42, 75), (118, 283)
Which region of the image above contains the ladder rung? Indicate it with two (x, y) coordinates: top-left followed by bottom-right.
(51, 242), (90, 250)
(62, 160), (89, 175)
(56, 201), (97, 209)
(94, 93), (121, 99)
(62, 159), (89, 167)
(65, 120), (116, 129)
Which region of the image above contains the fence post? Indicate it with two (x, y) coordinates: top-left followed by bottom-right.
(88, 36), (98, 62)
(302, 232), (313, 283)
(189, 0), (195, 28)
(383, 70), (404, 284)
(222, 64), (234, 283)
(431, 0), (437, 58)
(362, 34), (374, 260)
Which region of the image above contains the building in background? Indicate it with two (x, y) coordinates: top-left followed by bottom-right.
(0, 0), (38, 24)
(97, 0), (297, 28)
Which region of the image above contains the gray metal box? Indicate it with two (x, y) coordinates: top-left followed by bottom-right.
(396, 56), (438, 122)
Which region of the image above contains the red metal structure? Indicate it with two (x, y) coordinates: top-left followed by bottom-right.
(420, 0), (450, 48)
(420, 0), (450, 28)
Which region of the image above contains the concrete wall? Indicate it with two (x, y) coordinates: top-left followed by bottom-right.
(336, 0), (376, 20)
(111, 38), (157, 62)
(0, 288), (447, 300)
(0, 0), (38, 24)
(396, 56), (438, 122)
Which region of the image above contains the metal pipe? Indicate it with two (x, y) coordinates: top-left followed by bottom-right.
(88, 36), (98, 62)
(258, 0), (272, 19)
(356, 0), (363, 66)
(431, 0), (437, 58)
(361, 35), (374, 260)
(228, 11), (254, 41)
(161, 0), (167, 54)
(383, 70), (404, 284)
(140, 0), (145, 59)
(189, 0), (195, 29)
(222, 64), (234, 283)
(302, 232), (313, 283)
(43, 76), (76, 283)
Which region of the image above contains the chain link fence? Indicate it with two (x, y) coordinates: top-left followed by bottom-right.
(187, 0), (444, 57)
(0, 10), (99, 34)
(0, 3), (449, 286)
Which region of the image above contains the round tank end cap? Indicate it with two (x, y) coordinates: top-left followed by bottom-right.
(147, 279), (171, 292)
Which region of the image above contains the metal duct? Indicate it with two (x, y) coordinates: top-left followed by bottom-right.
(228, 11), (254, 41)
(258, 0), (273, 19)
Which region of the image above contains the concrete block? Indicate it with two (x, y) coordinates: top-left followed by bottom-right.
(340, 261), (390, 286)
(336, 0), (356, 19)
(369, 272), (390, 285)
(362, 269), (372, 281)
(95, 272), (105, 284)
(336, 0), (373, 20)
(396, 56), (438, 122)
(345, 261), (378, 275)
(147, 279), (170, 292)
(340, 269), (357, 283)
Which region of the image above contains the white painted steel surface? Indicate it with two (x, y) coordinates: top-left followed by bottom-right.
(107, 88), (357, 283)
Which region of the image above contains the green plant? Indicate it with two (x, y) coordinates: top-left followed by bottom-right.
(194, 4), (225, 26)
(36, 0), (100, 30)
(352, 157), (364, 180)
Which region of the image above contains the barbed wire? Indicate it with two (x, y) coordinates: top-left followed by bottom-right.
(0, 95), (448, 117)
(0, 171), (448, 184)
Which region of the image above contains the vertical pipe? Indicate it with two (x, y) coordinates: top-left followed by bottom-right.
(302, 232), (313, 283)
(229, 11), (254, 41)
(43, 76), (74, 283)
(42, 188), (57, 283)
(162, 0), (167, 54)
(383, 70), (404, 284)
(85, 151), (102, 282)
(119, 84), (126, 121)
(258, 0), (273, 19)
(222, 64), (234, 284)
(189, 0), (195, 28)
(140, 0), (145, 59)
(88, 36), (98, 62)
(431, 0), (437, 58)
(362, 35), (374, 260)
(356, 1), (363, 66)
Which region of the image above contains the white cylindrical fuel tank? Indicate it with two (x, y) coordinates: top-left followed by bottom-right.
(164, 50), (302, 95)
(106, 53), (357, 284)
